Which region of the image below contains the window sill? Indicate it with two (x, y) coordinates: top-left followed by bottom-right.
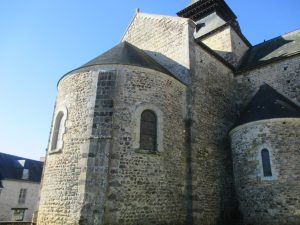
(48, 149), (62, 155)
(134, 149), (160, 155)
(261, 176), (276, 181)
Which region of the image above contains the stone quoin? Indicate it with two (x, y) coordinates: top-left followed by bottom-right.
(37, 0), (300, 225)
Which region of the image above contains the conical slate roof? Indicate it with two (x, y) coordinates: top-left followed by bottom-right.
(236, 84), (300, 126)
(70, 41), (174, 77)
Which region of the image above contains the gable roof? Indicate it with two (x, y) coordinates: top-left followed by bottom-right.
(66, 41), (176, 79)
(238, 29), (300, 71)
(236, 84), (300, 126)
(0, 152), (43, 183)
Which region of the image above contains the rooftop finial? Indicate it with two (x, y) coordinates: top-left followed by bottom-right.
(136, 8), (140, 13)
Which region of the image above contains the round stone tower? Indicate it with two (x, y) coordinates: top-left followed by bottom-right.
(229, 84), (300, 225)
(37, 41), (188, 225)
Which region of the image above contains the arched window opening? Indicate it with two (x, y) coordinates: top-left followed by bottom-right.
(261, 149), (272, 177)
(140, 110), (157, 151)
(51, 111), (64, 150)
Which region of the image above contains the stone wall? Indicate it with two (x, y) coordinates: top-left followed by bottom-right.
(37, 71), (98, 225)
(230, 118), (300, 225)
(230, 28), (249, 67)
(0, 223), (35, 225)
(201, 26), (232, 65)
(99, 65), (188, 225)
(236, 55), (300, 107)
(36, 9), (300, 225)
(78, 69), (116, 225)
(122, 13), (192, 84)
(189, 41), (239, 225)
(38, 64), (188, 225)
(201, 25), (249, 67)
(0, 180), (40, 222)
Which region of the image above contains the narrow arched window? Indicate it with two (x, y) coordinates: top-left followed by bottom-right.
(51, 111), (64, 150)
(261, 149), (272, 177)
(140, 110), (157, 151)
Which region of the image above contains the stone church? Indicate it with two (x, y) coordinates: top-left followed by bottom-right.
(37, 0), (300, 225)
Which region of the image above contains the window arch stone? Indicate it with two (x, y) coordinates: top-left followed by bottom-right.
(133, 104), (163, 152)
(50, 106), (67, 153)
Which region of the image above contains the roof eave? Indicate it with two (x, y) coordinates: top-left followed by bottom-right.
(58, 63), (185, 87)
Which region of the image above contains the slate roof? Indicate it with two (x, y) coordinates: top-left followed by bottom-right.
(236, 84), (300, 126)
(239, 29), (300, 71)
(67, 41), (176, 79)
(0, 152), (43, 183)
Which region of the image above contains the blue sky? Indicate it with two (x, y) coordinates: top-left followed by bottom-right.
(0, 0), (299, 160)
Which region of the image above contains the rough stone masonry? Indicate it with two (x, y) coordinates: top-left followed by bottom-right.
(37, 0), (300, 225)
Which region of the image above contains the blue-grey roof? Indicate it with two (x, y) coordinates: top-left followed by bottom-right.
(239, 29), (300, 71)
(236, 84), (300, 126)
(68, 41), (175, 79)
(0, 152), (43, 183)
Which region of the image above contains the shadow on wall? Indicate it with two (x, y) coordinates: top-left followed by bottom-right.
(144, 50), (191, 85)
(213, 49), (235, 65)
(219, 206), (243, 225)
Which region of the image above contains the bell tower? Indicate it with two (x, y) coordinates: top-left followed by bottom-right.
(177, 0), (251, 67)
(178, 0), (239, 31)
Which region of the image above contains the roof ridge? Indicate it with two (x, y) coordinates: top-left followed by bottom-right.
(0, 152), (36, 161)
(137, 12), (189, 21)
